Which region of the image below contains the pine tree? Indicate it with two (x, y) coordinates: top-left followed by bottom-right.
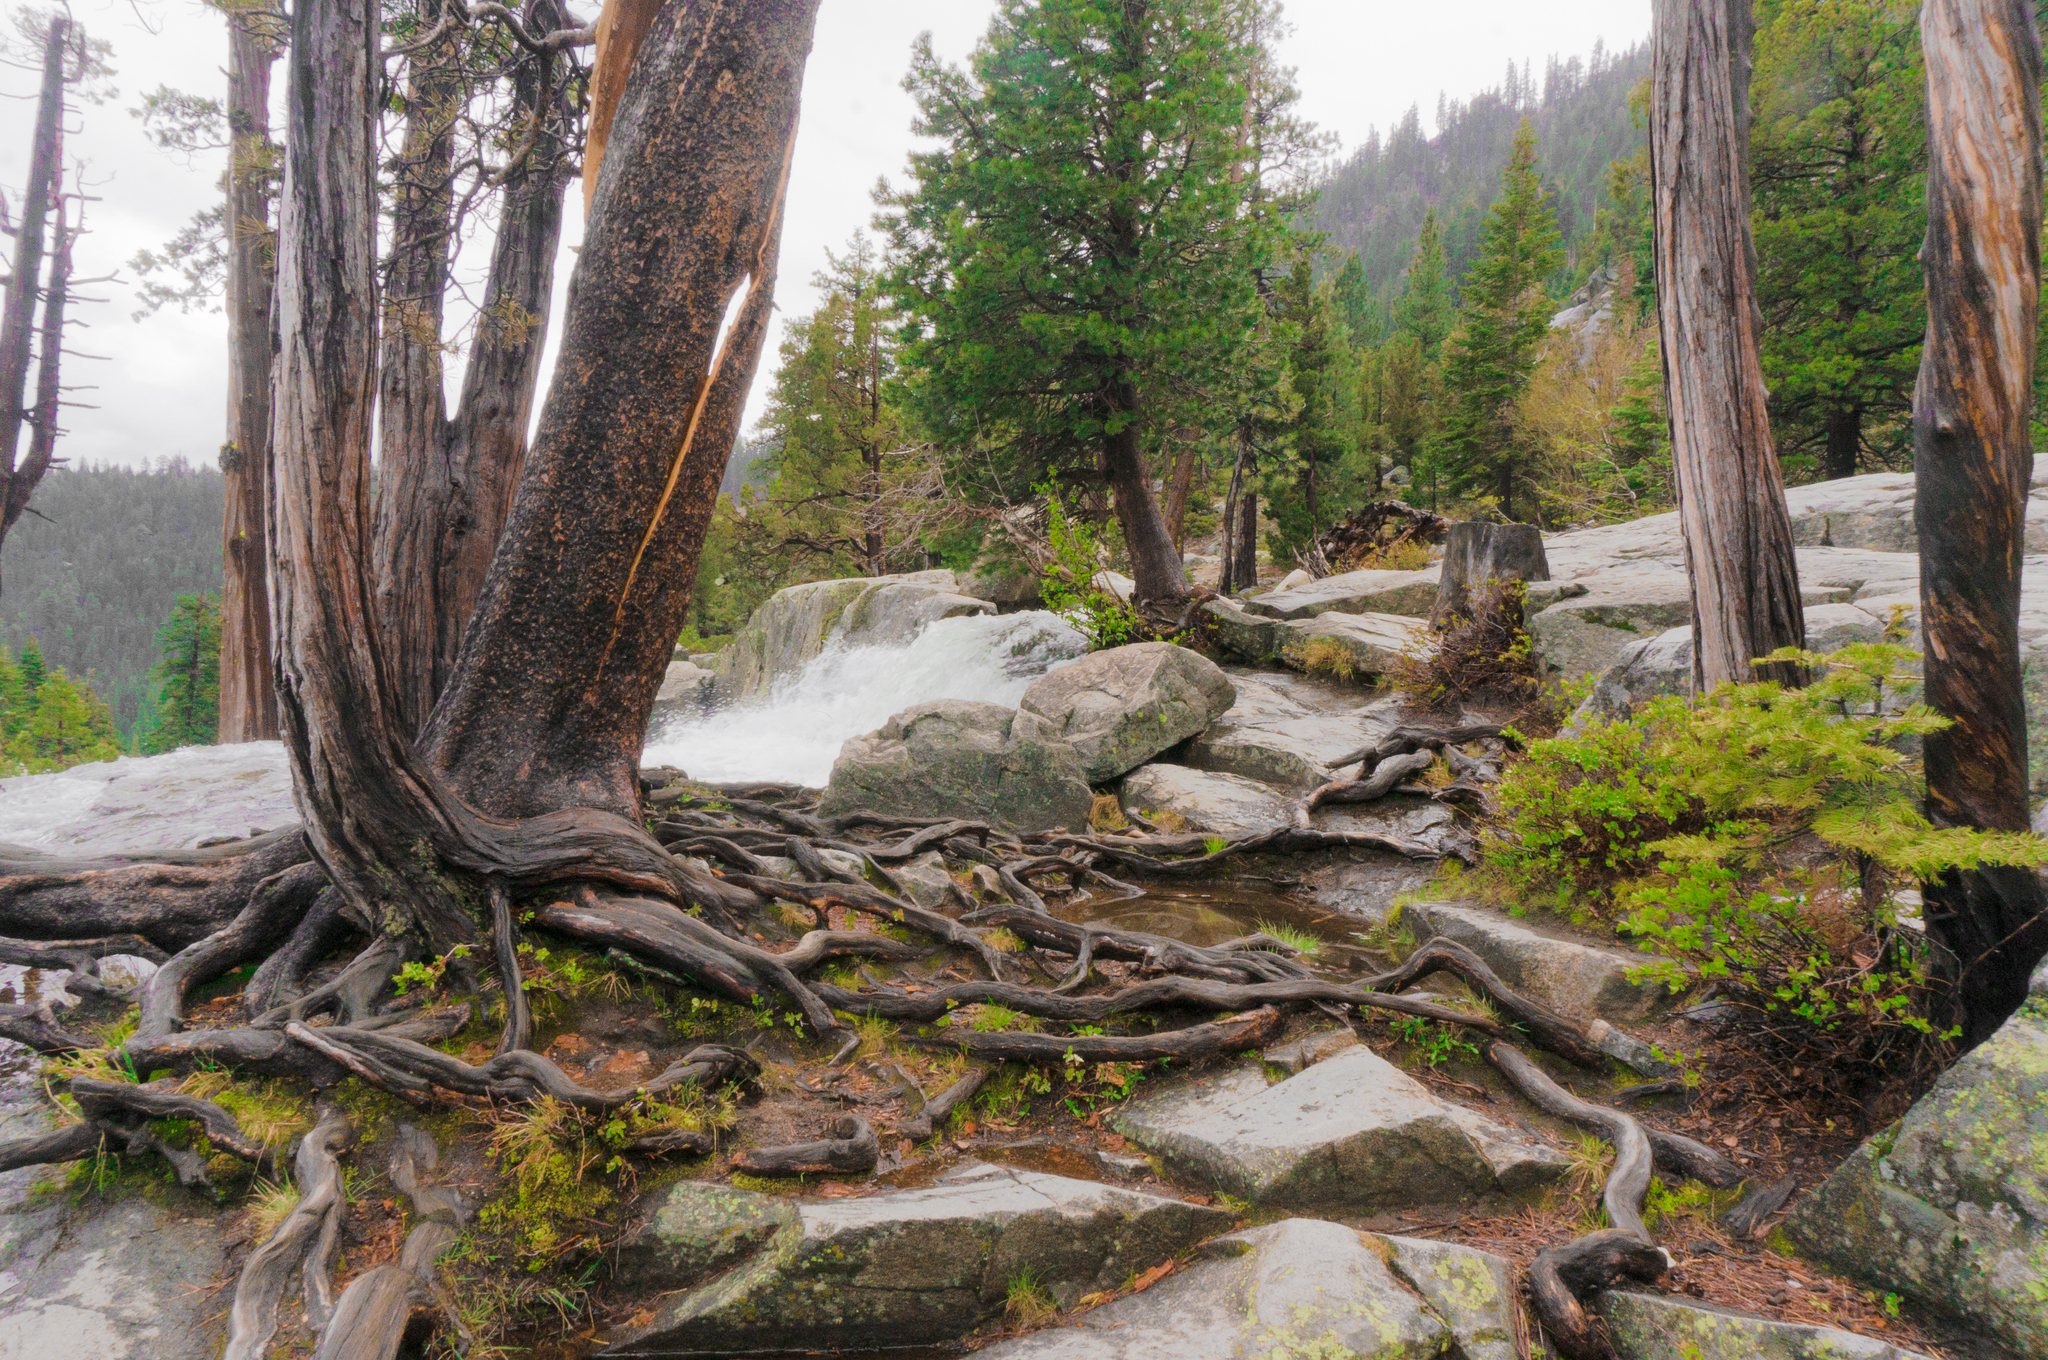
(8, 670), (119, 773)
(18, 637), (47, 693)
(1431, 120), (1563, 520)
(1392, 209), (1455, 361)
(141, 593), (221, 754)
(1331, 252), (1378, 347)
(1264, 248), (1360, 562)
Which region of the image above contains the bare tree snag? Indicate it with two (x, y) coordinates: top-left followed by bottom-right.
(423, 0), (822, 821)
(1650, 0), (1806, 688)
(1429, 521), (1549, 626)
(1914, 0), (2048, 1046)
(219, 10), (283, 742)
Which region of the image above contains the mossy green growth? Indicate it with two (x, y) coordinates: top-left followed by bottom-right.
(472, 1097), (615, 1267)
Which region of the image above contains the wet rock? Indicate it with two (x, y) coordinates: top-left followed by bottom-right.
(0, 1194), (229, 1360)
(819, 700), (1094, 833)
(602, 1164), (1232, 1355)
(1244, 565), (1442, 621)
(1274, 611), (1429, 680)
(1181, 682), (1402, 789)
(1016, 643), (1236, 782)
(890, 850), (959, 911)
(0, 742), (295, 856)
(647, 659), (714, 729)
(1110, 1046), (1565, 1210)
(974, 1218), (1504, 1360)
(1597, 1290), (1933, 1359)
(709, 572), (995, 704)
(1384, 1235), (1520, 1360)
(612, 1182), (795, 1291)
(1197, 598), (1278, 662)
(1787, 994), (2048, 1357)
(1117, 765), (1292, 838)
(1404, 900), (1680, 1023)
(1260, 1025), (1357, 1073)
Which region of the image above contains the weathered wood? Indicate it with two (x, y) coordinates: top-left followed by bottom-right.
(1719, 1172), (1797, 1238)
(312, 1125), (464, 1360)
(218, 8), (282, 742)
(903, 1005), (1285, 1065)
(224, 1117), (352, 1360)
(423, 0), (823, 822)
(1650, 0), (1806, 688)
(0, 15), (66, 581)
(1428, 521), (1549, 626)
(730, 1115), (878, 1176)
(1529, 1229), (1672, 1360)
(1914, 0), (2048, 1046)
(898, 1064), (991, 1141)
(131, 862), (326, 1048)
(1363, 940), (1604, 1067)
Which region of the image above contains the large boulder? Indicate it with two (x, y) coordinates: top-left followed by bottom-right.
(646, 659), (714, 730)
(1244, 565), (1442, 621)
(974, 1219), (1518, 1360)
(602, 1166), (1233, 1355)
(1111, 1047), (1566, 1210)
(1117, 764), (1292, 838)
(818, 700), (1094, 832)
(0, 1193), (229, 1360)
(709, 572), (996, 704)
(1183, 681), (1409, 789)
(1016, 643), (1235, 783)
(1787, 970), (2048, 1357)
(1274, 611), (1429, 680)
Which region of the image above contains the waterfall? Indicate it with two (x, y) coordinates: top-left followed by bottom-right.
(643, 610), (1089, 787)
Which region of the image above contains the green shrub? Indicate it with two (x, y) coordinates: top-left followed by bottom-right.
(1037, 487), (1142, 650)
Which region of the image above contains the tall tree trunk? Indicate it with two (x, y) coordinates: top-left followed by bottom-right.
(219, 14), (282, 743)
(422, 0), (821, 823)
(1823, 405), (1862, 481)
(1218, 426), (1249, 594)
(1650, 0), (1806, 688)
(0, 17), (66, 589)
(8, 200), (68, 537)
(1164, 442), (1200, 551)
(1101, 372), (1190, 604)
(1233, 490), (1259, 592)
(1914, 0), (2048, 1047)
(372, 9), (460, 736)
(404, 1), (569, 732)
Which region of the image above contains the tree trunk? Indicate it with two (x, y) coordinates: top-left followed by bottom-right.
(219, 14), (282, 743)
(372, 9), (460, 737)
(1914, 0), (2048, 1047)
(0, 17), (66, 589)
(1164, 441), (1200, 551)
(1650, 0), (1806, 688)
(421, 0), (821, 822)
(1233, 490), (1259, 592)
(1218, 425), (1250, 594)
(1824, 405), (1861, 481)
(1430, 522), (1551, 627)
(7, 197), (68, 538)
(1100, 375), (1190, 604)
(382, 1), (570, 736)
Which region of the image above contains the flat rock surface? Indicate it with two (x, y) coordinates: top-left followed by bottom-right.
(1598, 1290), (1934, 1360)
(1180, 682), (1408, 789)
(1275, 611), (1429, 680)
(1117, 764), (1292, 837)
(604, 1164), (1233, 1354)
(1245, 566), (1441, 621)
(0, 742), (295, 857)
(974, 1219), (1514, 1360)
(1111, 1046), (1564, 1210)
(0, 1192), (228, 1360)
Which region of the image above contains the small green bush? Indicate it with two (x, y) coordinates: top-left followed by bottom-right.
(1037, 487), (1142, 650)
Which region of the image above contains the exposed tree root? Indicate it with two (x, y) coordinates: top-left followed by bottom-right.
(731, 1114), (879, 1176)
(0, 933), (168, 995)
(0, 1001), (95, 1052)
(313, 1125), (466, 1360)
(899, 1064), (991, 1141)
(903, 1005), (1285, 1063)
(224, 1115), (352, 1360)
(1363, 939), (1605, 1067)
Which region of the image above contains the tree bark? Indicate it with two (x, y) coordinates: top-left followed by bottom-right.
(0, 17), (67, 589)
(374, 0), (569, 736)
(219, 13), (283, 742)
(422, 0), (820, 822)
(1218, 425), (1251, 594)
(1823, 403), (1862, 481)
(1101, 371), (1190, 604)
(1429, 521), (1550, 627)
(1914, 0), (2048, 1047)
(1651, 0), (1807, 688)
(1233, 490), (1258, 592)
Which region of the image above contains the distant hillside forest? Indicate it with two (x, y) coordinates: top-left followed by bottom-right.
(0, 461), (224, 740)
(1314, 43), (1650, 320)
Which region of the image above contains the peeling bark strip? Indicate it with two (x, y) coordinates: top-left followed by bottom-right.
(424, 0), (821, 821)
(1650, 0), (1806, 688)
(1914, 0), (2048, 1046)
(219, 14), (282, 743)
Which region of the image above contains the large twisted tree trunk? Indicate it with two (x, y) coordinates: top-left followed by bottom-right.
(1650, 0), (1806, 688)
(1914, 0), (2048, 1048)
(218, 13), (283, 742)
(421, 0), (814, 821)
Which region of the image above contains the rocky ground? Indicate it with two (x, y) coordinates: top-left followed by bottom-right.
(0, 471), (2042, 1359)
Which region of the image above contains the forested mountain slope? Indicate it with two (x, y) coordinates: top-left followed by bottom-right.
(0, 461), (224, 739)
(1315, 42), (1649, 316)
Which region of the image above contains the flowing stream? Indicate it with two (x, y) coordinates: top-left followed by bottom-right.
(642, 609), (1090, 788)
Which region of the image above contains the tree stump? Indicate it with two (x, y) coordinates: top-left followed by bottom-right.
(1429, 521), (1550, 627)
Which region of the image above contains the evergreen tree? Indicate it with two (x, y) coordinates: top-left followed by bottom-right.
(6, 669), (119, 774)
(1331, 252), (1378, 347)
(141, 593), (221, 754)
(1392, 209), (1455, 360)
(1430, 120), (1563, 520)
(1264, 248), (1361, 562)
(1359, 333), (1435, 490)
(1750, 0), (1926, 479)
(885, 0), (1309, 599)
(18, 637), (46, 693)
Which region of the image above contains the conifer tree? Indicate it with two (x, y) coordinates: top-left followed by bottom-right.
(1331, 252), (1378, 347)
(1264, 249), (1360, 561)
(18, 636), (46, 693)
(8, 669), (118, 772)
(1431, 120), (1562, 520)
(1392, 208), (1456, 360)
(142, 594), (221, 754)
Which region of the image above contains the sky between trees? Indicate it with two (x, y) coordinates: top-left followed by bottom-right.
(0, 0), (1646, 472)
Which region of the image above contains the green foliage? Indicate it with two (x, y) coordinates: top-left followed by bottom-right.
(1389, 1015), (1481, 1068)
(392, 945), (472, 997)
(1262, 247), (1363, 565)
(1391, 209), (1455, 360)
(1429, 120), (1564, 520)
(1254, 920), (1323, 958)
(1037, 489), (1142, 650)
(0, 642), (121, 775)
(474, 1097), (614, 1267)
(139, 593), (220, 754)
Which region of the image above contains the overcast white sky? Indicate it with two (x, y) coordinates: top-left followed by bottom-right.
(0, 0), (1648, 471)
